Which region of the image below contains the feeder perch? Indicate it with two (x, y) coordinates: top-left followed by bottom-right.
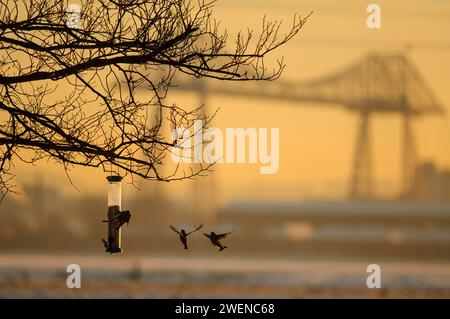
(105, 175), (123, 254)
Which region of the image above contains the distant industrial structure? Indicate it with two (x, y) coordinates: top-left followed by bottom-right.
(169, 53), (445, 204)
(415, 162), (450, 203)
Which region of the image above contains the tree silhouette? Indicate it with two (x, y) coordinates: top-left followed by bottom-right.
(0, 0), (309, 200)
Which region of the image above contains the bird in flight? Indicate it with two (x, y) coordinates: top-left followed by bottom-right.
(102, 210), (131, 230)
(169, 224), (203, 250)
(203, 230), (234, 251)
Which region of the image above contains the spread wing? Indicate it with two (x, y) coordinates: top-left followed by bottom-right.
(187, 224), (203, 236)
(168, 224), (181, 235)
(216, 229), (235, 239)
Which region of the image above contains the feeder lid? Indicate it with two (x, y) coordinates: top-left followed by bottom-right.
(107, 175), (123, 182)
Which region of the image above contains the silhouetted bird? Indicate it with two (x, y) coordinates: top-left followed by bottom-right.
(101, 236), (118, 254)
(102, 210), (131, 230)
(203, 230), (234, 251)
(102, 238), (108, 249)
(169, 224), (203, 250)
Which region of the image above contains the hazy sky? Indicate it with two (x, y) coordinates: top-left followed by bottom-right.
(7, 0), (450, 207)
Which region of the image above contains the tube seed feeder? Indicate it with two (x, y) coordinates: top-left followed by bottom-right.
(105, 175), (123, 254)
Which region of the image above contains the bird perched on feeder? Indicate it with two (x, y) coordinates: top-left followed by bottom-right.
(101, 236), (117, 254)
(102, 238), (108, 250)
(102, 210), (131, 230)
(203, 230), (234, 251)
(169, 224), (203, 250)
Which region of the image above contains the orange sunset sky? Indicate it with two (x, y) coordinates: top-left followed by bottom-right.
(7, 0), (450, 207)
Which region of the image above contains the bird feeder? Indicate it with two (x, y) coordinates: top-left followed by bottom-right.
(105, 175), (123, 254)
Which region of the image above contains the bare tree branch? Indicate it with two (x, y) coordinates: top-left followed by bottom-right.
(0, 0), (310, 200)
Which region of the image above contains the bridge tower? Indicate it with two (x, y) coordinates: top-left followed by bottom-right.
(401, 113), (417, 199)
(350, 111), (374, 199)
(166, 53), (445, 201)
